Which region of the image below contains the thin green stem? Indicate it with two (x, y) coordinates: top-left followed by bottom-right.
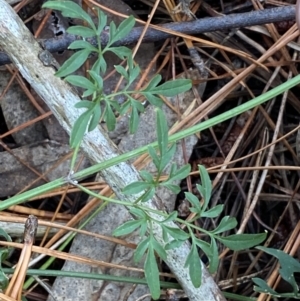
(1, 74), (300, 211)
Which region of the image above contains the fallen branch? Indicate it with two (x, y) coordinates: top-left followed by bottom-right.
(0, 5), (296, 66)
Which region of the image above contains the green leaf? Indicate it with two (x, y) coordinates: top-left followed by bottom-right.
(134, 237), (150, 262)
(82, 89), (95, 97)
(197, 165), (212, 211)
(129, 207), (147, 219)
(160, 144), (176, 171)
(105, 103), (116, 131)
(70, 111), (91, 148)
(123, 181), (152, 195)
(145, 244), (160, 300)
(143, 93), (163, 107)
(113, 219), (143, 236)
(162, 211), (178, 223)
(128, 65), (140, 86)
(201, 204), (224, 218)
(130, 98), (144, 113)
(151, 79), (192, 96)
(161, 225), (190, 241)
(74, 101), (94, 109)
(212, 216), (237, 234)
(68, 40), (98, 51)
(56, 49), (91, 78)
(161, 183), (180, 194)
(156, 108), (168, 156)
(42, 1), (95, 29)
(129, 106), (139, 133)
(195, 238), (219, 273)
(168, 164), (191, 181)
(108, 46), (132, 59)
(184, 243), (202, 288)
(109, 16), (135, 45)
(151, 236), (167, 261)
(88, 105), (101, 132)
(148, 146), (160, 170)
(185, 192), (201, 211)
(96, 9), (107, 36)
(139, 187), (156, 202)
(145, 74), (162, 90)
(256, 246), (300, 293)
(114, 65), (129, 79)
(218, 232), (267, 251)
(65, 75), (95, 91)
(0, 250), (9, 290)
(165, 239), (185, 250)
(140, 170), (154, 183)
(67, 26), (96, 38)
(252, 278), (280, 296)
(91, 57), (104, 74)
(89, 70), (103, 90)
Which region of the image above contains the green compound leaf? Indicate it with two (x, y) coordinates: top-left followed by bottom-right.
(56, 49), (91, 78)
(150, 79), (192, 96)
(109, 16), (135, 45)
(128, 65), (141, 86)
(184, 243), (202, 288)
(70, 111), (91, 148)
(67, 26), (96, 38)
(145, 243), (161, 300)
(68, 40), (98, 51)
(113, 219), (144, 237)
(218, 232), (267, 251)
(42, 1), (95, 30)
(212, 216), (237, 234)
(65, 75), (95, 91)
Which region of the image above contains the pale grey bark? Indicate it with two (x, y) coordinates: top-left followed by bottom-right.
(0, 1), (226, 300)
